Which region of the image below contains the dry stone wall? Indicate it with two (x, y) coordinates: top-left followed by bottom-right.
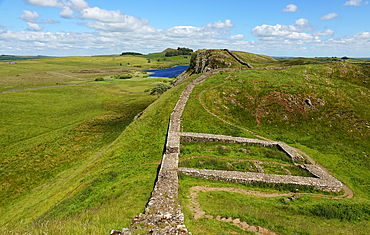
(223, 49), (253, 68)
(178, 167), (342, 193)
(118, 60), (343, 234)
(179, 132), (305, 162)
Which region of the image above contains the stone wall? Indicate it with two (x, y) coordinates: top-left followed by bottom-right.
(223, 49), (253, 68)
(179, 132), (305, 162)
(178, 167), (343, 193)
(118, 62), (343, 234)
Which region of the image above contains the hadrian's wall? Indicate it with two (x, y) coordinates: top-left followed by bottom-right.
(177, 167), (343, 192)
(179, 132), (305, 162)
(121, 69), (231, 234)
(118, 62), (343, 235)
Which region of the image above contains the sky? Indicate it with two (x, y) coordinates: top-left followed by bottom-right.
(0, 0), (369, 57)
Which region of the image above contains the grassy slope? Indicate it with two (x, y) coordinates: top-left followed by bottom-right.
(180, 52), (370, 234)
(0, 54), (189, 92)
(0, 54), (192, 234)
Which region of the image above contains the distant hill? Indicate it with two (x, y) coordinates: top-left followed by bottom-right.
(0, 55), (49, 61)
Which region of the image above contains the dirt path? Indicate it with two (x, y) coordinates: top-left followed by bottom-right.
(187, 184), (353, 234)
(188, 186), (283, 234)
(197, 72), (354, 199)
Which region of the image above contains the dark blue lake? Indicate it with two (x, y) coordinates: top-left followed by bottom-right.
(143, 65), (189, 78)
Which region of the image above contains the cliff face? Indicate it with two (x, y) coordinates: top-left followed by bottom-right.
(188, 49), (236, 74)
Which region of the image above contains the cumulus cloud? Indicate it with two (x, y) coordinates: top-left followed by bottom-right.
(79, 7), (153, 32)
(0, 24), (7, 33)
(343, 0), (369, 5)
(24, 0), (64, 8)
(80, 7), (138, 23)
(320, 12), (341, 20)
(251, 18), (315, 38)
(26, 22), (44, 31)
(60, 6), (74, 18)
(67, 0), (89, 11)
(344, 0), (363, 6)
(230, 34), (245, 40)
(39, 18), (60, 24)
(283, 4), (299, 12)
(24, 0), (89, 12)
(206, 19), (234, 29)
(313, 29), (335, 37)
(20, 10), (40, 21)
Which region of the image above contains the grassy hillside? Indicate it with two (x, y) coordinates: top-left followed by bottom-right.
(0, 54), (192, 234)
(2, 49), (370, 234)
(180, 57), (370, 234)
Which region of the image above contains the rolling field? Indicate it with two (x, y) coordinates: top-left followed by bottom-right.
(179, 55), (370, 234)
(1, 50), (370, 234)
(0, 53), (192, 234)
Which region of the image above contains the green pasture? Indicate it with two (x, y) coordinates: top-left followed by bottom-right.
(1, 50), (370, 234)
(180, 142), (295, 165)
(0, 53), (191, 234)
(179, 176), (370, 235)
(0, 54), (190, 92)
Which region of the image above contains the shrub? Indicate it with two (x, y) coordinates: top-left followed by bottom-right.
(115, 73), (133, 79)
(150, 83), (171, 95)
(94, 76), (105, 81)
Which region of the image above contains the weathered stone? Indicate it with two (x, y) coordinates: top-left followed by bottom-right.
(239, 221), (250, 229)
(248, 226), (258, 232)
(233, 218), (241, 224)
(110, 230), (122, 235)
(216, 215), (222, 220)
(226, 217), (233, 222)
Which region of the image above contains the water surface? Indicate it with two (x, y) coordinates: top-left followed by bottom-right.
(143, 65), (189, 78)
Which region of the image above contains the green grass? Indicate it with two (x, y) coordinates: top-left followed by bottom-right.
(0, 54), (190, 92)
(180, 142), (294, 165)
(0, 54), (192, 234)
(179, 176), (370, 235)
(182, 63), (370, 197)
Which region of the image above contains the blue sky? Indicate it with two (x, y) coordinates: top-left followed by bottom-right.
(0, 0), (369, 57)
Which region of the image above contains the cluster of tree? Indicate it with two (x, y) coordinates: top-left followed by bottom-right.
(165, 47), (193, 57)
(121, 52), (143, 56)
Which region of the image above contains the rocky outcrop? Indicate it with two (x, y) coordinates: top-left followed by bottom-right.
(190, 50), (235, 74)
(223, 49), (253, 68)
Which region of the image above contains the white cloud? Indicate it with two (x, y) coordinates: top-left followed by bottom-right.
(313, 29), (335, 37)
(283, 4), (299, 12)
(60, 7), (74, 19)
(67, 0), (89, 11)
(0, 24), (7, 33)
(80, 7), (139, 23)
(24, 0), (64, 8)
(20, 10), (40, 22)
(26, 22), (44, 31)
(230, 34), (244, 40)
(79, 7), (153, 32)
(39, 18), (60, 24)
(24, 0), (88, 11)
(343, 0), (369, 7)
(320, 12), (341, 20)
(251, 18), (315, 38)
(206, 19), (234, 29)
